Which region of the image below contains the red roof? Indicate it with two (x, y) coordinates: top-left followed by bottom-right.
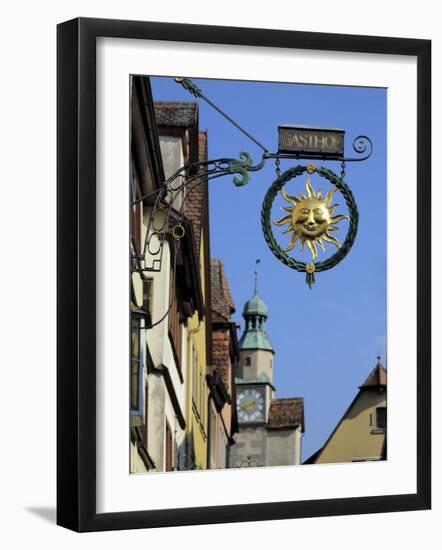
(210, 259), (235, 322)
(154, 101), (198, 127)
(267, 398), (304, 432)
(211, 330), (231, 389)
(360, 361), (387, 388)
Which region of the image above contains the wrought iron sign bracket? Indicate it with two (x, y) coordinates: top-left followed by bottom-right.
(132, 77), (373, 299)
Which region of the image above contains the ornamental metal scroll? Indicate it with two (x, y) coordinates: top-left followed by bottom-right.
(130, 152), (266, 274)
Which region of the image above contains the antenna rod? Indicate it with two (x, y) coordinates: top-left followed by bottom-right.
(254, 259), (261, 293)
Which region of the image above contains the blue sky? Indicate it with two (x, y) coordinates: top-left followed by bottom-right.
(151, 76), (387, 462)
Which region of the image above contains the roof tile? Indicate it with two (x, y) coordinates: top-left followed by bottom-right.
(154, 101), (198, 127)
(360, 362), (387, 388)
(210, 259), (235, 322)
(267, 398), (304, 432)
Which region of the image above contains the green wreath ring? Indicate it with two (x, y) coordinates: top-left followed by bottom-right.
(261, 164), (359, 288)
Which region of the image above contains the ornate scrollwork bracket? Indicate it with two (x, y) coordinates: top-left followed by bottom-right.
(131, 151), (266, 274)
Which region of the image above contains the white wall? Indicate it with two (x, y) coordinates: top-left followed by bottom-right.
(0, 1), (439, 549)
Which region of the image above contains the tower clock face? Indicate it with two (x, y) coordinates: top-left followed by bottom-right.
(237, 387), (265, 423)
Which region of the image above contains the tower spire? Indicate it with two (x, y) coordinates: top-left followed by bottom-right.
(254, 259), (261, 294)
(239, 260), (273, 353)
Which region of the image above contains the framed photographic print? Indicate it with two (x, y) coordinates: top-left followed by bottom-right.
(57, 17), (431, 532)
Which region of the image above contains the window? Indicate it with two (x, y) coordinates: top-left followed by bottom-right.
(131, 201), (142, 257)
(191, 345), (198, 407)
(199, 370), (203, 416)
(209, 406), (216, 468)
(139, 385), (149, 445)
(245, 356), (251, 366)
(131, 326), (140, 410)
(219, 428), (227, 469)
(142, 278), (153, 316)
(130, 314), (145, 417)
(376, 407), (387, 430)
(165, 422), (173, 471)
(199, 369), (206, 427)
(168, 266), (182, 368)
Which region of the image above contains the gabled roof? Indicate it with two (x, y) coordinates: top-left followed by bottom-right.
(154, 101), (198, 128)
(212, 330), (231, 390)
(267, 398), (305, 432)
(303, 358), (387, 464)
(210, 259), (238, 393)
(210, 259), (235, 322)
(360, 361), (387, 388)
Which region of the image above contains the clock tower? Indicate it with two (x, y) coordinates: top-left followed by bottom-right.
(230, 267), (305, 468)
(236, 269), (275, 424)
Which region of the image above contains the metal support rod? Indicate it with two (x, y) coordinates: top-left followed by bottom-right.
(200, 94), (269, 153)
(175, 77), (269, 152)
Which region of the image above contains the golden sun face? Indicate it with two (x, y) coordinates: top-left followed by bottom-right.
(273, 177), (348, 261)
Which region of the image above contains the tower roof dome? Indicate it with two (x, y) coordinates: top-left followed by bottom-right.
(243, 291), (269, 318)
(239, 262), (273, 353)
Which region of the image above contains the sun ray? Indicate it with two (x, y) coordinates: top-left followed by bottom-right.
(306, 178), (315, 198)
(317, 238), (326, 251)
(281, 188), (299, 205)
(274, 214), (292, 226)
(324, 188), (336, 206)
(307, 240), (318, 260)
(323, 232), (341, 248)
(284, 232), (300, 252)
(330, 214), (349, 224)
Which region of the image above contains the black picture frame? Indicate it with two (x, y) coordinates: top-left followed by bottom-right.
(57, 17), (431, 532)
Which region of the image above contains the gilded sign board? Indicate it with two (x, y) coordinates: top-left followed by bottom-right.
(278, 125), (345, 157)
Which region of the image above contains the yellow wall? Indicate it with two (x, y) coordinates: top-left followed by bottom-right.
(315, 389), (386, 464)
(185, 232), (209, 469)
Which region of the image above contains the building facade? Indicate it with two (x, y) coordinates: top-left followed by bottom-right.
(180, 129), (212, 471)
(229, 276), (304, 468)
(208, 259), (239, 469)
(304, 359), (387, 464)
(130, 80), (206, 472)
(130, 75), (164, 473)
(129, 80), (239, 472)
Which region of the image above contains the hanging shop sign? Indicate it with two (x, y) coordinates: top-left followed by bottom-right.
(278, 125), (345, 158)
(261, 163), (358, 288)
(132, 77), (372, 293)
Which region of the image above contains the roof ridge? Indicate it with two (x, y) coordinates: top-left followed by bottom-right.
(271, 397), (303, 402)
